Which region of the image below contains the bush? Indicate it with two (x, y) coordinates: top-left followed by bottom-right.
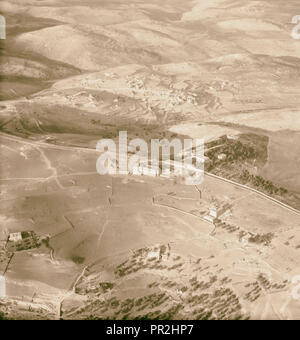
(71, 256), (85, 264)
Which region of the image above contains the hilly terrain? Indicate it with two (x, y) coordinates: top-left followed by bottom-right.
(0, 0), (300, 320)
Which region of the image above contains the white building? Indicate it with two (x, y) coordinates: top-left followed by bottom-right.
(227, 135), (239, 140)
(161, 254), (168, 262)
(9, 232), (22, 242)
(147, 250), (160, 260)
(204, 215), (215, 223)
(217, 153), (227, 161)
(209, 207), (218, 219)
(208, 203), (231, 219)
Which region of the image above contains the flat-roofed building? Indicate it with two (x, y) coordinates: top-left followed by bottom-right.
(8, 232), (22, 242)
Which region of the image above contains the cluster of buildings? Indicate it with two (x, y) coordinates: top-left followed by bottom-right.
(127, 77), (145, 90)
(126, 76), (200, 108)
(64, 91), (98, 108)
(0, 230), (42, 274)
(6, 231), (40, 252)
(145, 244), (170, 262)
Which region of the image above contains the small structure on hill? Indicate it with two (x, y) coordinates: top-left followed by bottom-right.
(217, 153), (227, 161)
(147, 250), (160, 260)
(227, 134), (239, 141)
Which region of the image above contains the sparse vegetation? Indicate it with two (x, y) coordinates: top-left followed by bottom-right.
(248, 233), (274, 246)
(72, 256), (85, 264)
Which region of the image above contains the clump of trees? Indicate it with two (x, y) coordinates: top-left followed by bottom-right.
(248, 233), (274, 246)
(72, 256), (85, 264)
(0, 311), (8, 320)
(99, 282), (114, 292)
(240, 170), (288, 196)
(207, 140), (257, 165)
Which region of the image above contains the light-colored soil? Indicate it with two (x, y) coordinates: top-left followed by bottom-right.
(1, 0), (300, 320)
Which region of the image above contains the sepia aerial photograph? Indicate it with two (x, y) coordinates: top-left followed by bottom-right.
(0, 0), (300, 322)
